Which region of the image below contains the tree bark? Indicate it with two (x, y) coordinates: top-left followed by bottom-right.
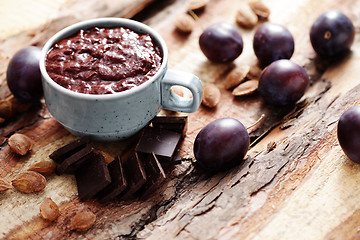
(1, 0), (360, 239)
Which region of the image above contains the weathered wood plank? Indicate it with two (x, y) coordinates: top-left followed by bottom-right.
(0, 0), (360, 239)
(218, 67), (360, 239)
(136, 0), (360, 239)
(0, 0), (161, 239)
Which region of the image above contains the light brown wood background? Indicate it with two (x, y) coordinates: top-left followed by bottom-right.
(1, 0), (360, 239)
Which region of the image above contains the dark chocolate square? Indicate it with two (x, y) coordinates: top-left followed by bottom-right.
(135, 127), (182, 162)
(97, 156), (127, 202)
(172, 150), (182, 163)
(119, 152), (147, 200)
(75, 153), (111, 202)
(56, 145), (94, 175)
(49, 136), (90, 163)
(151, 116), (188, 137)
(138, 152), (166, 199)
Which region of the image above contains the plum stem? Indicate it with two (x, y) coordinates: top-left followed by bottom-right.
(246, 114), (266, 133)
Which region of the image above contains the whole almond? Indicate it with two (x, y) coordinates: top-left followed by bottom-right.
(232, 79), (259, 96)
(12, 171), (47, 193)
(224, 65), (250, 90)
(0, 117), (5, 124)
(8, 133), (34, 155)
(175, 14), (196, 33)
(40, 198), (60, 221)
(71, 209), (96, 231)
(236, 4), (258, 28)
(202, 84), (221, 108)
(28, 160), (56, 175)
(0, 178), (12, 193)
(249, 1), (270, 19)
(186, 0), (209, 11)
(0, 99), (13, 119)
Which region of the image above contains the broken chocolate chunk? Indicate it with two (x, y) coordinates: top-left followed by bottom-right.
(172, 150), (182, 163)
(49, 136), (90, 163)
(97, 156), (127, 202)
(56, 145), (94, 175)
(135, 127), (182, 162)
(75, 153), (111, 202)
(119, 152), (147, 200)
(138, 152), (166, 199)
(151, 116), (188, 137)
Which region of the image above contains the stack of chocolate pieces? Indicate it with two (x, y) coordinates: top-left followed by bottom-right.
(49, 116), (187, 202)
(49, 137), (112, 201)
(50, 137), (93, 175)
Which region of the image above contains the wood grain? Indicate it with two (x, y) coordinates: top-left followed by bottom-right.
(138, 0), (360, 239)
(0, 0), (360, 239)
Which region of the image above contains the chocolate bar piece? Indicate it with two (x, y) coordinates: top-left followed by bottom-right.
(56, 145), (93, 175)
(49, 136), (90, 163)
(75, 153), (111, 202)
(151, 116), (188, 137)
(135, 127), (182, 162)
(119, 152), (147, 200)
(172, 150), (182, 163)
(97, 156), (127, 202)
(138, 152), (166, 199)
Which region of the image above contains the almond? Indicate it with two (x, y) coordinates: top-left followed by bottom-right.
(186, 0), (209, 11)
(0, 178), (12, 193)
(0, 117), (5, 124)
(12, 171), (47, 193)
(175, 14), (196, 33)
(28, 160), (56, 175)
(202, 84), (221, 108)
(40, 197), (60, 221)
(236, 4), (258, 28)
(71, 209), (96, 231)
(0, 99), (13, 119)
(8, 133), (34, 155)
(232, 79), (258, 96)
(224, 65), (250, 90)
(249, 0), (270, 19)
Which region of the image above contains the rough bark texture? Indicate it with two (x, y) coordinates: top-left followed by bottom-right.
(1, 0), (360, 239)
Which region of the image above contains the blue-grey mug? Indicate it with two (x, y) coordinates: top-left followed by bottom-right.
(39, 18), (203, 141)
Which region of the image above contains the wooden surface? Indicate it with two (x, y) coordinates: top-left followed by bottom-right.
(1, 0), (360, 239)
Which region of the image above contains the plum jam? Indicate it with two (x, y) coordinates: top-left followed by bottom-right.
(45, 27), (162, 94)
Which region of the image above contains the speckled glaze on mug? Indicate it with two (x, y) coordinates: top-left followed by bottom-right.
(40, 18), (203, 141)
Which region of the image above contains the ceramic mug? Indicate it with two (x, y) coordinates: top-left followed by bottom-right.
(39, 18), (203, 141)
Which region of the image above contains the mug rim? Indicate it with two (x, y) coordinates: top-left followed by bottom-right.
(39, 17), (169, 100)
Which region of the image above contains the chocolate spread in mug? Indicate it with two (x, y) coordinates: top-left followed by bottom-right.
(45, 27), (162, 94)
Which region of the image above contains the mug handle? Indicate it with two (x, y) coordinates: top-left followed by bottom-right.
(161, 69), (203, 113)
